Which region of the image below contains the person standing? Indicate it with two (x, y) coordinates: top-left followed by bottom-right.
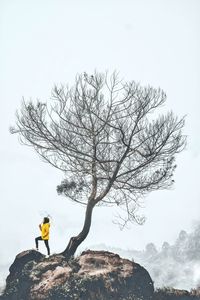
(35, 217), (50, 257)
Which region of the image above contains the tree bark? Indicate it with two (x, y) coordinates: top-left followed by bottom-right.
(61, 200), (95, 259)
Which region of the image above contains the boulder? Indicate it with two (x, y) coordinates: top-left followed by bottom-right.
(1, 249), (154, 300)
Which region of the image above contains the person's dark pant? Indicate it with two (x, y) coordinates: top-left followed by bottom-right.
(35, 236), (50, 255)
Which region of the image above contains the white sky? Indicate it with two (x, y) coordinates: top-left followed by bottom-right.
(0, 0), (200, 265)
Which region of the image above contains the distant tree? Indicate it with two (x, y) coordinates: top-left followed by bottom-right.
(177, 230), (188, 242)
(162, 242), (171, 255)
(186, 225), (200, 261)
(172, 230), (190, 262)
(145, 243), (158, 257)
(10, 71), (186, 258)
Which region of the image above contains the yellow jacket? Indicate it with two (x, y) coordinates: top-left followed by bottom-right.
(41, 223), (50, 240)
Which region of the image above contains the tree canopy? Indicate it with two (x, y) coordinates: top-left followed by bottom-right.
(11, 71), (186, 256)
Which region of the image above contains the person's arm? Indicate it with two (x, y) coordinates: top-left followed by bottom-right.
(39, 224), (42, 231)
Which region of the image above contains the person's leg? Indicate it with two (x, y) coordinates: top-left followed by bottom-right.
(35, 236), (42, 250)
(44, 240), (50, 255)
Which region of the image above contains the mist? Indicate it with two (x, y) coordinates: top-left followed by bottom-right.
(91, 222), (200, 290)
(0, 0), (200, 295)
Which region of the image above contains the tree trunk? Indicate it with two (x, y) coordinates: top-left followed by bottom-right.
(61, 201), (95, 259)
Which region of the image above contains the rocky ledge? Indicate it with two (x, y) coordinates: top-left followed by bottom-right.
(154, 287), (200, 300)
(0, 249), (154, 300)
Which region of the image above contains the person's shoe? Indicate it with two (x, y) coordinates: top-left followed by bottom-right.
(45, 255), (50, 258)
(36, 248), (39, 251)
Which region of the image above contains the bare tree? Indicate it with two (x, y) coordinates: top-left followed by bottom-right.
(10, 71), (186, 258)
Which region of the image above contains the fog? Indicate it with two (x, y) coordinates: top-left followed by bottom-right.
(92, 222), (200, 290)
(0, 0), (200, 293)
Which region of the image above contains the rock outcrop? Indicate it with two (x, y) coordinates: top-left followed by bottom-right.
(1, 249), (154, 300)
(154, 287), (200, 300)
